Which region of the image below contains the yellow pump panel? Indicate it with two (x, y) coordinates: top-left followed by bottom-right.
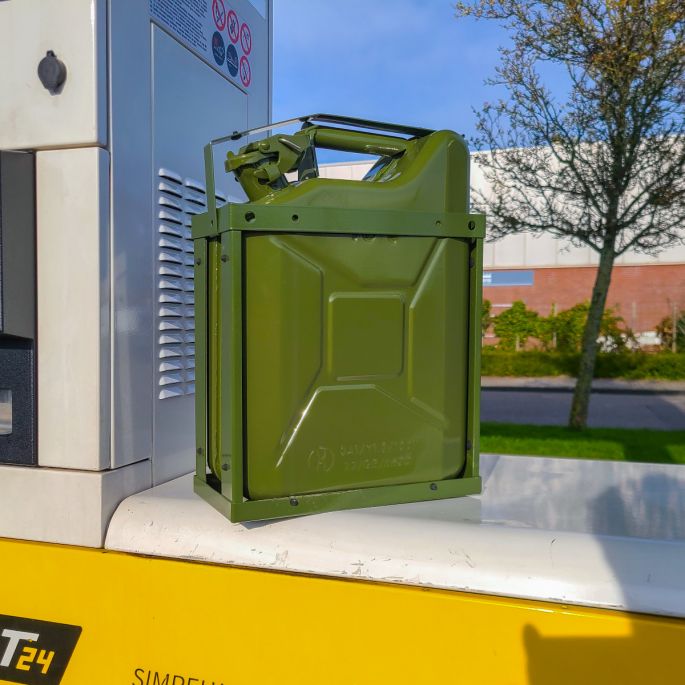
(0, 538), (683, 685)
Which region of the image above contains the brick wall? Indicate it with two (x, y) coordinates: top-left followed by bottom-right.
(484, 263), (685, 333)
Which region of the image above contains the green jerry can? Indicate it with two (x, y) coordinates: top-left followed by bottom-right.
(192, 114), (484, 522)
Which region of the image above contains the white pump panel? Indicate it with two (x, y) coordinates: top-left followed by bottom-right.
(0, 0), (271, 547)
(0, 0), (107, 149)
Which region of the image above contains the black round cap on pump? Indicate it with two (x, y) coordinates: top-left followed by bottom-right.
(37, 51), (67, 93)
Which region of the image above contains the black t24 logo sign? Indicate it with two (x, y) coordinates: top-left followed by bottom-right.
(0, 614), (81, 685)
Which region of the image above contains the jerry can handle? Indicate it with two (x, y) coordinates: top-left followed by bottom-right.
(224, 114), (433, 144)
(204, 114), (434, 218)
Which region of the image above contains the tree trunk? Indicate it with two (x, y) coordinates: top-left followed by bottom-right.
(569, 238), (616, 429)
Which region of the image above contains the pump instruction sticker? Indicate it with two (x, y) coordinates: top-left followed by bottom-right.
(0, 614), (81, 685)
(149, 0), (256, 90)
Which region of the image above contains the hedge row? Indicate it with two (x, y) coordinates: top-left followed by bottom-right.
(481, 350), (685, 380)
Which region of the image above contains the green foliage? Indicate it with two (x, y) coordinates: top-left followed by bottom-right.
(481, 349), (685, 380)
(535, 313), (556, 352)
(492, 300), (540, 351)
(490, 301), (633, 352)
(553, 303), (589, 352)
(482, 350), (576, 376)
(656, 310), (685, 351)
(482, 299), (492, 336)
(549, 302), (631, 353)
(617, 353), (685, 380)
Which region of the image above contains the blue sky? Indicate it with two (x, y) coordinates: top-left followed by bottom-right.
(272, 1), (511, 160)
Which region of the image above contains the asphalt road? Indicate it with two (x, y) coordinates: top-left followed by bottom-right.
(481, 388), (685, 430)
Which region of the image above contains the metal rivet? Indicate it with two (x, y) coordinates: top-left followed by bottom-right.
(291, 214), (299, 222)
(245, 211), (256, 222)
(221, 254), (228, 262)
(468, 220), (476, 231)
(466, 439), (473, 450)
(430, 483), (438, 491)
(289, 497), (299, 507)
(195, 257), (202, 265)
(196, 447), (203, 455)
(221, 463), (229, 471)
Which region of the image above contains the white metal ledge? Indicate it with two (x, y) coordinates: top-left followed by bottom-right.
(105, 453), (685, 618)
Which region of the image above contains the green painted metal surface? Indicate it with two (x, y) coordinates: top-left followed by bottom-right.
(244, 233), (470, 499)
(192, 115), (484, 522)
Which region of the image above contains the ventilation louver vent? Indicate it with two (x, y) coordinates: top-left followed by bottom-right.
(156, 168), (226, 399)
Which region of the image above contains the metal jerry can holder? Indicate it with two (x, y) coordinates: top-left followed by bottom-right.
(192, 114), (485, 522)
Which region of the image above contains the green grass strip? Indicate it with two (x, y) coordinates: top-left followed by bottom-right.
(481, 422), (685, 465)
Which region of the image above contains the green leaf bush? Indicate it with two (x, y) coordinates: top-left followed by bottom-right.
(492, 300), (540, 351)
(481, 350), (685, 380)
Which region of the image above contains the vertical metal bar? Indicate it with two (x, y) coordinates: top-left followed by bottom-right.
(464, 236), (483, 480)
(194, 238), (208, 479)
(228, 229), (244, 508)
(204, 143), (217, 231)
(208, 238), (223, 481)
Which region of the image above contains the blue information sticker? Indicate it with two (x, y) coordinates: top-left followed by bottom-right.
(211, 31), (226, 66)
(226, 43), (239, 77)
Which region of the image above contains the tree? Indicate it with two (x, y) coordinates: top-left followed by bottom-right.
(493, 300), (540, 350)
(455, 0), (685, 428)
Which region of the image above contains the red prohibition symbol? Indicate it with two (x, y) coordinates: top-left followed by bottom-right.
(239, 55), (251, 87)
(240, 22), (252, 55)
(212, 0), (226, 31)
(227, 10), (240, 44)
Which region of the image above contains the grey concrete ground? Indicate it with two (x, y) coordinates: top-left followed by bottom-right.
(481, 377), (685, 430)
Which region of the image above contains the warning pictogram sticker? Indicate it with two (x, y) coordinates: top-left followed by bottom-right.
(239, 55), (251, 87)
(227, 9), (240, 44)
(212, 0), (226, 31)
(240, 22), (252, 55)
